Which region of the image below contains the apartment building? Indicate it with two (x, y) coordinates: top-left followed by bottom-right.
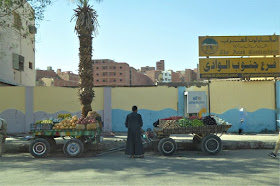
(0, 2), (36, 86)
(92, 59), (153, 86)
(36, 67), (79, 87)
(140, 66), (155, 73)
(156, 60), (165, 71)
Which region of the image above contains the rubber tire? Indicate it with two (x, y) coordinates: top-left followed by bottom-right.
(158, 138), (177, 156)
(47, 138), (56, 153)
(200, 135), (222, 155)
(29, 138), (50, 158)
(63, 139), (84, 158)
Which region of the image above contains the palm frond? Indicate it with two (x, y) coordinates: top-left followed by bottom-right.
(71, 4), (99, 36)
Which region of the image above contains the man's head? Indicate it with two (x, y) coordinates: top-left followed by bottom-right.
(132, 106), (138, 112)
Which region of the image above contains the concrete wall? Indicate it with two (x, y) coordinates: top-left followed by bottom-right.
(0, 81), (278, 133)
(185, 80), (276, 133)
(111, 86), (178, 131)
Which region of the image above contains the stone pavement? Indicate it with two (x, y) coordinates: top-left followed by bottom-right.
(2, 132), (278, 154)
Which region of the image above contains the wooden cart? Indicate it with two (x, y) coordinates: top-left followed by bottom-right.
(154, 124), (232, 156)
(29, 127), (101, 158)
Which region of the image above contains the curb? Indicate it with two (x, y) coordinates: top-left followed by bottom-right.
(3, 140), (275, 154)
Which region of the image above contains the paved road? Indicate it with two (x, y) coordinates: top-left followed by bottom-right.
(0, 150), (279, 185)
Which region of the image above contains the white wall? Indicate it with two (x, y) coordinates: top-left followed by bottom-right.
(0, 2), (35, 86)
(162, 70), (172, 82)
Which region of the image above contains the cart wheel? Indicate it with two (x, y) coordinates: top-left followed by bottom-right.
(201, 135), (222, 155)
(29, 138), (50, 158)
(158, 138), (177, 156)
(63, 139), (84, 158)
(47, 138), (56, 153)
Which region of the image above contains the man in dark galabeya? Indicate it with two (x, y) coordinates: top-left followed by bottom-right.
(125, 106), (144, 158)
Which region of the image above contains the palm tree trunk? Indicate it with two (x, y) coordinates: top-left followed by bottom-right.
(78, 29), (94, 118)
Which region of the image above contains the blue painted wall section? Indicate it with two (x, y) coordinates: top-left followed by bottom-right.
(112, 108), (177, 132)
(177, 86), (185, 116)
(213, 108), (276, 133)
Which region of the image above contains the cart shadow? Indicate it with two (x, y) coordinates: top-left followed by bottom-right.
(0, 150), (279, 185)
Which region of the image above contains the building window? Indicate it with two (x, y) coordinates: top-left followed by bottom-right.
(96, 67), (99, 69)
(103, 72), (108, 76)
(120, 79), (122, 82)
(29, 62), (33, 69)
(114, 79), (116, 82)
(165, 78), (167, 81)
(120, 67), (122, 69)
(13, 12), (22, 30)
(109, 66), (116, 70)
(96, 73), (99, 75)
(114, 72), (116, 75)
(97, 80), (99, 82)
(102, 60), (105, 63)
(120, 73), (122, 75)
(103, 79), (105, 82)
(102, 66), (108, 69)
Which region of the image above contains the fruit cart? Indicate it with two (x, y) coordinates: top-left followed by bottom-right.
(29, 127), (102, 158)
(29, 113), (102, 158)
(154, 116), (232, 156)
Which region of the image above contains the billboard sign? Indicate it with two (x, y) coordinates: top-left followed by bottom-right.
(199, 35), (280, 56)
(199, 57), (280, 78)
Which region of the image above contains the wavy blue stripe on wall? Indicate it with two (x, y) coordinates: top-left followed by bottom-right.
(213, 108), (276, 133)
(112, 108), (177, 132)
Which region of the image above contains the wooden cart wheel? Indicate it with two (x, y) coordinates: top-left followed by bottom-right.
(200, 135), (222, 155)
(63, 139), (84, 158)
(47, 138), (56, 153)
(29, 138), (50, 158)
(158, 138), (177, 156)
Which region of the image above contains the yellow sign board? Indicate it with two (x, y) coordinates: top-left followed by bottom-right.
(199, 57), (280, 78)
(199, 35), (280, 56)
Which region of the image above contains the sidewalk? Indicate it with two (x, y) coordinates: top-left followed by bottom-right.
(3, 133), (278, 154)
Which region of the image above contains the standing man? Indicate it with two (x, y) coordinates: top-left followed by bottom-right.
(125, 106), (144, 158)
(0, 118), (8, 157)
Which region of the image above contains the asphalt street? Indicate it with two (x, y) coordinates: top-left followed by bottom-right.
(0, 150), (279, 186)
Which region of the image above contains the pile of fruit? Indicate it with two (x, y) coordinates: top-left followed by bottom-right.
(203, 116), (217, 125)
(36, 119), (53, 124)
(161, 115), (229, 129)
(162, 120), (180, 129)
(58, 114), (72, 119)
(53, 115), (78, 129)
(34, 111), (103, 131)
(178, 118), (204, 127)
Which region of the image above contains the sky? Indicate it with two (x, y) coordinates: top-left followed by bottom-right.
(35, 0), (280, 73)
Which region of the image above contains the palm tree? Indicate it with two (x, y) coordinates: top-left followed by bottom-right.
(71, 0), (101, 117)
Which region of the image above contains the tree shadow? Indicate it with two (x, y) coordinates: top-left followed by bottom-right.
(0, 150), (279, 185)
